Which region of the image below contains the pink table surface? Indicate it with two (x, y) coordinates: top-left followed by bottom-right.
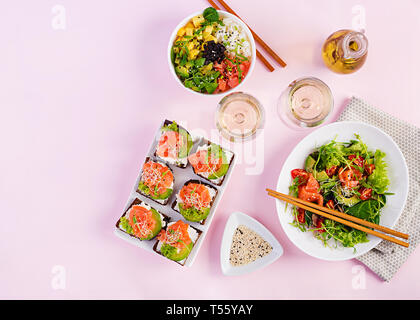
(1, 0), (420, 299)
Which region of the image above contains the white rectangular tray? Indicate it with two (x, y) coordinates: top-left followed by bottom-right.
(114, 119), (236, 267)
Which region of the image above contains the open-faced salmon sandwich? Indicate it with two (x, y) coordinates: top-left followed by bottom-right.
(153, 220), (201, 266)
(188, 140), (234, 186)
(172, 179), (218, 225)
(155, 120), (194, 168)
(116, 199), (170, 241)
(137, 157), (174, 205)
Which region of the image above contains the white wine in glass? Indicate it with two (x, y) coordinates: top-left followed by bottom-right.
(216, 92), (265, 142)
(278, 77), (333, 129)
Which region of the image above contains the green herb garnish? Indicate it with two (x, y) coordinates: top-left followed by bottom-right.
(203, 7), (219, 22)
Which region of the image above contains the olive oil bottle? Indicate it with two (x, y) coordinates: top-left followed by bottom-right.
(322, 29), (368, 74)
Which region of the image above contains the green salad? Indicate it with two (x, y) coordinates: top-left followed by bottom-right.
(288, 134), (391, 249)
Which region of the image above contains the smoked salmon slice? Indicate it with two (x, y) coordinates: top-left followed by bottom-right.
(297, 173), (324, 206)
(157, 220), (191, 249)
(156, 131), (184, 160)
(129, 205), (157, 239)
(141, 160), (173, 196)
(179, 182), (211, 210)
(188, 150), (222, 174)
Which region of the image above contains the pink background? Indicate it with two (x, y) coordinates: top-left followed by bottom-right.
(1, 0), (420, 299)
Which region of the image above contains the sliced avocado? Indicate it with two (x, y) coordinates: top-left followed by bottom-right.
(315, 170), (329, 181)
(205, 82), (218, 94)
(175, 65), (189, 78)
(178, 128), (193, 158)
(179, 203), (210, 222)
(185, 61), (194, 69)
(150, 188), (173, 200)
(335, 187), (361, 207)
(208, 150), (229, 180)
(305, 155), (316, 173)
(138, 181), (173, 200)
(143, 208), (163, 240)
(208, 163), (229, 180)
(161, 242), (193, 261)
(194, 58), (205, 68)
(200, 63), (213, 74)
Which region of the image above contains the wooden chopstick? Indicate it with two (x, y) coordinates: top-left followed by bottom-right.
(207, 0), (275, 72)
(214, 0), (287, 68)
(267, 189), (409, 240)
(266, 189), (409, 248)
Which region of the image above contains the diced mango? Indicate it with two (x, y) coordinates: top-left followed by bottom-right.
(192, 15), (205, 27)
(188, 49), (200, 60)
(203, 25), (213, 38)
(177, 27), (186, 37)
(205, 25), (213, 34)
(205, 35), (217, 43)
(185, 27), (193, 37)
(187, 41), (194, 51)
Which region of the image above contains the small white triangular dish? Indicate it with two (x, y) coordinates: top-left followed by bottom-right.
(220, 212), (283, 276)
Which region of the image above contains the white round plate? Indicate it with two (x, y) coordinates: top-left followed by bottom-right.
(275, 121), (409, 261)
(220, 212), (283, 276)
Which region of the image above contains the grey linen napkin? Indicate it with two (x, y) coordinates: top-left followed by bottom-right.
(337, 96), (420, 282)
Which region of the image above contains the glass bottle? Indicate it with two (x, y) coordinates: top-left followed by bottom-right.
(322, 29), (368, 74)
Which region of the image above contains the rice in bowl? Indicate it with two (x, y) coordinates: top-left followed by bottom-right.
(215, 18), (252, 58)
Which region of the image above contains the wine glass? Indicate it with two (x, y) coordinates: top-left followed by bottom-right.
(277, 77), (334, 130)
(215, 92), (265, 142)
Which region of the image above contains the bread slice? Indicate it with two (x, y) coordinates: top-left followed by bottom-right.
(154, 120), (193, 169)
(188, 139), (234, 186)
(136, 157), (174, 205)
(171, 179), (218, 225)
(115, 198), (170, 241)
(152, 223), (202, 266)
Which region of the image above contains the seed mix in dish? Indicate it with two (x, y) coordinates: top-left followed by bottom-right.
(229, 225), (273, 266)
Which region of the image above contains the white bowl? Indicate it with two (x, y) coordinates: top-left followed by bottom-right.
(167, 10), (256, 96)
(220, 212), (283, 276)
(275, 121), (409, 261)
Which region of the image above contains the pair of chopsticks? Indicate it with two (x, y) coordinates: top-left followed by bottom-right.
(266, 188), (410, 248)
(207, 0), (286, 71)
